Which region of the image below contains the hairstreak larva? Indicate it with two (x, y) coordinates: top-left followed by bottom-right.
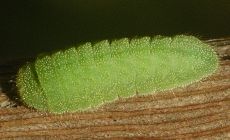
(16, 35), (219, 114)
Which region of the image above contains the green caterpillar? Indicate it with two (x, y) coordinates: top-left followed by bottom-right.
(16, 35), (219, 114)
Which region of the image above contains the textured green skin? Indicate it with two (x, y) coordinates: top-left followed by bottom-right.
(17, 35), (218, 113)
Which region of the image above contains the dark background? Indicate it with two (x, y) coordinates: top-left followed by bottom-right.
(1, 0), (230, 63)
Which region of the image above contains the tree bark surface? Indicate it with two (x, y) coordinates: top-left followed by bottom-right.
(0, 37), (229, 139)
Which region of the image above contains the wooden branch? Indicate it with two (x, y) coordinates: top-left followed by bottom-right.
(0, 37), (229, 139)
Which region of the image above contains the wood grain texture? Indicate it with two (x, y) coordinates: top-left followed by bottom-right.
(0, 37), (230, 140)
